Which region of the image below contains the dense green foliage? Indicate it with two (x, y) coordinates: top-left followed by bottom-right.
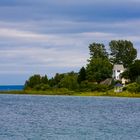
(79, 81), (111, 92)
(24, 74), (50, 90)
(86, 58), (112, 83)
(24, 74), (42, 89)
(121, 60), (140, 83)
(59, 72), (78, 90)
(88, 43), (108, 59)
(25, 72), (79, 91)
(41, 75), (48, 84)
(24, 40), (140, 94)
(124, 83), (140, 93)
(49, 73), (65, 88)
(109, 40), (137, 68)
(86, 42), (112, 83)
(129, 60), (140, 82)
(122, 67), (140, 93)
(77, 67), (86, 84)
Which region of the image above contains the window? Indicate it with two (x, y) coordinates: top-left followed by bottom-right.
(117, 70), (120, 72)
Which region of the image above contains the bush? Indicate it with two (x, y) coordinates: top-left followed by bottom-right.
(34, 84), (50, 91)
(125, 83), (140, 93)
(96, 84), (110, 92)
(79, 81), (110, 92)
(136, 76), (140, 84)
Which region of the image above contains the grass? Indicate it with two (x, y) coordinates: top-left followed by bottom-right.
(75, 91), (140, 98)
(0, 89), (75, 96)
(1, 89), (140, 98)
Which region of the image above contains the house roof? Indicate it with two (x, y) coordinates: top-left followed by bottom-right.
(113, 64), (124, 70)
(100, 78), (113, 85)
(115, 83), (123, 87)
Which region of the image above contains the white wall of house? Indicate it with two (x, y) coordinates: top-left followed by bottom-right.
(112, 64), (125, 81)
(113, 69), (124, 80)
(112, 64), (128, 85)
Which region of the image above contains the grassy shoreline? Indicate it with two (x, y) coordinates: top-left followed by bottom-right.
(0, 90), (140, 98)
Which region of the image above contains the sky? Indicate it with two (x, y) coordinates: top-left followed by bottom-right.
(0, 0), (140, 85)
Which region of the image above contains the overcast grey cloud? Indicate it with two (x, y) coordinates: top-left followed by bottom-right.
(0, 0), (140, 84)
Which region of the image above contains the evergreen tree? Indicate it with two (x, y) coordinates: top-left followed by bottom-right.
(24, 74), (41, 89)
(77, 67), (86, 83)
(41, 75), (48, 84)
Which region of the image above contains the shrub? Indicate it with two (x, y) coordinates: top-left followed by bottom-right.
(34, 84), (50, 91)
(125, 83), (140, 93)
(136, 76), (140, 84)
(79, 81), (110, 92)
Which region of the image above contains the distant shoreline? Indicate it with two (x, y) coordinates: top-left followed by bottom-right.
(0, 85), (24, 91)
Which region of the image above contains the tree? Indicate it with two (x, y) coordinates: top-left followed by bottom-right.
(77, 67), (86, 83)
(129, 60), (140, 82)
(136, 76), (140, 84)
(121, 69), (130, 79)
(41, 75), (48, 84)
(49, 73), (65, 87)
(86, 42), (112, 83)
(24, 74), (42, 89)
(109, 40), (137, 68)
(59, 72), (78, 90)
(86, 58), (112, 83)
(88, 43), (108, 59)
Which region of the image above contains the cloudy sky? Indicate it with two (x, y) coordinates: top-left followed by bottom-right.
(0, 0), (140, 84)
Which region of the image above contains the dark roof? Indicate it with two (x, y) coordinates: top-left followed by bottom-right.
(100, 78), (113, 85)
(115, 83), (123, 87)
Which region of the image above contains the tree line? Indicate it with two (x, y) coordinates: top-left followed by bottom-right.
(24, 40), (140, 92)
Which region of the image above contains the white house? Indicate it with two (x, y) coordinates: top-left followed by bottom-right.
(112, 64), (127, 85)
(112, 64), (125, 80)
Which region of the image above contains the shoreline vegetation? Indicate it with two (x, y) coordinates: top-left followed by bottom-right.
(2, 40), (140, 98)
(1, 90), (140, 98)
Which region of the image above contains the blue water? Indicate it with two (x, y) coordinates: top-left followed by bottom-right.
(0, 85), (24, 91)
(0, 95), (140, 140)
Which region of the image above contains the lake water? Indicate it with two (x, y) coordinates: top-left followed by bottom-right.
(0, 95), (140, 140)
(0, 85), (24, 91)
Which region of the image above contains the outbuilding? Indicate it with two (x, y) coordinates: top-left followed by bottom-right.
(114, 83), (123, 92)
